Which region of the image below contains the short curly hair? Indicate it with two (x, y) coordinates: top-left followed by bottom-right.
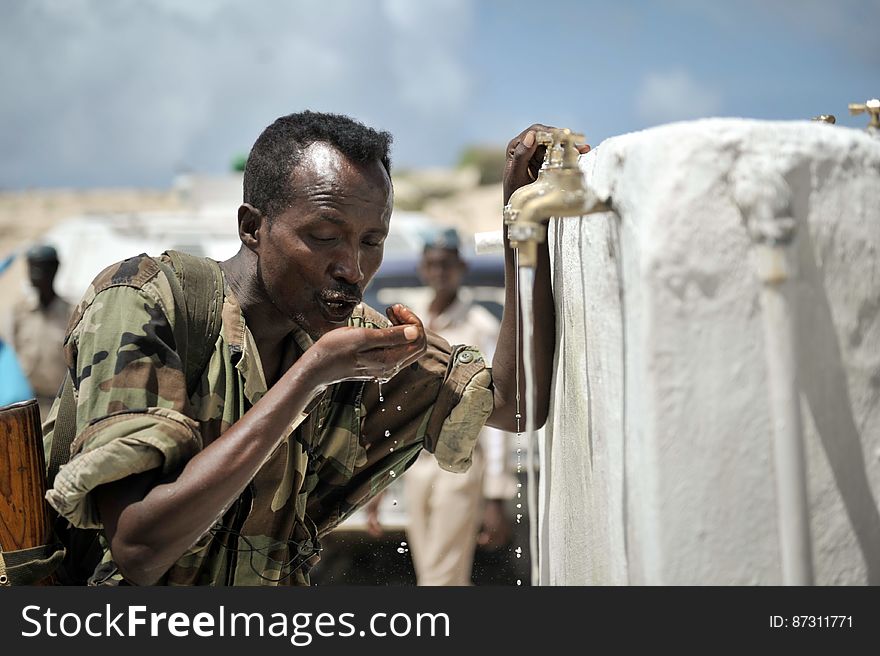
(243, 111), (393, 219)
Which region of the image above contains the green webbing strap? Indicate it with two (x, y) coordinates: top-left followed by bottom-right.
(158, 251), (225, 397)
(0, 544), (66, 585)
(47, 374), (77, 488)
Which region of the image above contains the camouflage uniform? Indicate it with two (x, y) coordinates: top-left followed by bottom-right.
(44, 254), (493, 585)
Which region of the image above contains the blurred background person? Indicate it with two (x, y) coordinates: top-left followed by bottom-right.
(368, 227), (517, 585)
(2, 245), (71, 421)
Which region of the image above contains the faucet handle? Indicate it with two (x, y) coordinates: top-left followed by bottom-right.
(535, 130), (555, 146)
(559, 130), (586, 146)
(534, 129), (586, 147)
(849, 98), (880, 129)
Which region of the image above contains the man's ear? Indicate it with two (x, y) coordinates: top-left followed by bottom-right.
(237, 203), (265, 253)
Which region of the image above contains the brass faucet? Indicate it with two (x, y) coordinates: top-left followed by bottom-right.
(849, 98), (880, 134)
(503, 128), (612, 268)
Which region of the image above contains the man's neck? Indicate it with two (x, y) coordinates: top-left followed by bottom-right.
(220, 249), (294, 353)
(428, 290), (458, 318)
(37, 288), (56, 310)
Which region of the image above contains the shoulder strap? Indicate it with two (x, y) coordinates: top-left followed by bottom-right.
(159, 250), (225, 397)
(47, 375), (76, 488)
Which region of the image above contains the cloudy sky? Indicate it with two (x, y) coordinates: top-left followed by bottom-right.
(1, 0), (877, 188)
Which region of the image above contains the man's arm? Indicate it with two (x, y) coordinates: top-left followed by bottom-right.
(486, 125), (590, 433)
(93, 307), (426, 586)
(93, 356), (331, 585)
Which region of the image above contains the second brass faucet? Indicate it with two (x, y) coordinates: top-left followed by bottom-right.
(849, 98), (880, 135)
(503, 128), (612, 268)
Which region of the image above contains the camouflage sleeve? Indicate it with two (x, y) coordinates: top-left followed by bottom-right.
(46, 271), (202, 529)
(424, 339), (494, 474)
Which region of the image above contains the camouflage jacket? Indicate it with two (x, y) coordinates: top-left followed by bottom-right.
(44, 254), (493, 585)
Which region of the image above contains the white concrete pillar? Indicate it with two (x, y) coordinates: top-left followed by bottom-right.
(540, 119), (880, 585)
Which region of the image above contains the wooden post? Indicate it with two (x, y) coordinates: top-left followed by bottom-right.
(0, 399), (52, 553)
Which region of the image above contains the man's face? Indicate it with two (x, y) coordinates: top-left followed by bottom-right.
(419, 247), (466, 297)
(255, 143), (393, 339)
(28, 260), (57, 291)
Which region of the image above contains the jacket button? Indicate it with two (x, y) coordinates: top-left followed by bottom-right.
(297, 541), (314, 557)
(458, 351), (473, 364)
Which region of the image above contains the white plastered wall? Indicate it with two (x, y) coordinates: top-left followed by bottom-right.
(539, 119), (880, 585)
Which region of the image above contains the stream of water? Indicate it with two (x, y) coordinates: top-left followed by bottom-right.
(517, 265), (539, 587)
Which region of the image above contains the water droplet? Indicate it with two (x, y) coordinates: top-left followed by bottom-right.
(400, 541), (407, 546)
(516, 514), (523, 523)
(397, 547), (407, 554)
(381, 408), (386, 412)
(517, 492), (521, 499)
(384, 429), (391, 437)
(517, 483), (522, 488)
(515, 413), (522, 419)
(390, 471), (396, 478)
(516, 579), (522, 586)
(396, 405), (402, 411)
(389, 447), (394, 452)
(516, 503), (522, 509)
(392, 500), (398, 506)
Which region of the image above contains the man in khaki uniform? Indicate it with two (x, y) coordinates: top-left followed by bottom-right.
(404, 228), (517, 585)
(366, 228), (517, 585)
(4, 245), (71, 422)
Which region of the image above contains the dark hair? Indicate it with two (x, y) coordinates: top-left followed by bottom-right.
(243, 110), (393, 219)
